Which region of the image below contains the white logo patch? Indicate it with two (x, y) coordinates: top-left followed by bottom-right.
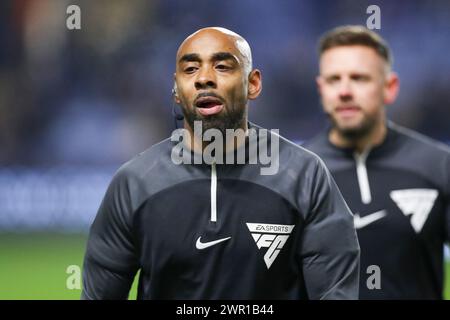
(195, 236), (231, 250)
(354, 210), (387, 230)
(390, 189), (438, 233)
(246, 223), (294, 269)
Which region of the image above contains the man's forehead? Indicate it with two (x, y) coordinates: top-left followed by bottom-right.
(320, 46), (385, 73)
(177, 30), (242, 62)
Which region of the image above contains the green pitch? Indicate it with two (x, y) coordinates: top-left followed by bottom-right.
(0, 233), (449, 300)
(0, 233), (138, 300)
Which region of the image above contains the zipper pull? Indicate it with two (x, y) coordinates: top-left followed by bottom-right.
(354, 148), (372, 204)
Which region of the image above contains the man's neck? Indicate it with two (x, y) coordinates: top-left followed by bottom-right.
(329, 122), (387, 154)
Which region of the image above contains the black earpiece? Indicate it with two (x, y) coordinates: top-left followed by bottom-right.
(172, 107), (184, 121)
(172, 104), (184, 130)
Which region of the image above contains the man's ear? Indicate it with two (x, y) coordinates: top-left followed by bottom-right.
(316, 76), (323, 96)
(247, 69), (262, 100)
(173, 84), (181, 104)
(173, 73), (181, 104)
(316, 76), (327, 112)
(316, 76), (323, 94)
(384, 72), (399, 105)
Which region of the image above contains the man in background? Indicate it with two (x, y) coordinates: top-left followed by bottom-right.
(304, 25), (450, 299)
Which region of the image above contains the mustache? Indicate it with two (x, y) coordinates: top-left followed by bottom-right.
(194, 92), (225, 104)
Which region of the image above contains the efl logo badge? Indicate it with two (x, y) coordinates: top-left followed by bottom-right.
(246, 223), (295, 269)
(390, 188), (438, 233)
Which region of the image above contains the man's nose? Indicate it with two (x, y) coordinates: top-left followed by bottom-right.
(195, 67), (217, 90)
(338, 79), (353, 101)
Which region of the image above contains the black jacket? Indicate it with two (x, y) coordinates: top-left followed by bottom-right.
(304, 121), (450, 299)
(82, 124), (360, 299)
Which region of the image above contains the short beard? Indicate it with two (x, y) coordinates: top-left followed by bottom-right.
(183, 106), (246, 136)
(329, 114), (377, 142)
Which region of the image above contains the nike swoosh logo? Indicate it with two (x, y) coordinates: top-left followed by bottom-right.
(195, 236), (231, 250)
(354, 210), (387, 229)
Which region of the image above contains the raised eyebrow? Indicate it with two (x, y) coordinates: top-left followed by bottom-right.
(179, 53), (201, 64)
(211, 52), (239, 64)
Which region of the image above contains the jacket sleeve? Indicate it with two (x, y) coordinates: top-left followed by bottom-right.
(444, 153), (450, 244)
(300, 158), (360, 300)
(81, 168), (140, 300)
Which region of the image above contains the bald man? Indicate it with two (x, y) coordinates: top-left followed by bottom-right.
(81, 27), (360, 300)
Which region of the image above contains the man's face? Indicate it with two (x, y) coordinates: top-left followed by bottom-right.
(175, 30), (251, 134)
(317, 45), (393, 139)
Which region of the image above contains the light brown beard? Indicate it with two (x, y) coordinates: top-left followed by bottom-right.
(329, 112), (377, 141)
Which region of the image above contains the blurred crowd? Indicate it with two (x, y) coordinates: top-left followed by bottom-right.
(1, 0), (449, 167)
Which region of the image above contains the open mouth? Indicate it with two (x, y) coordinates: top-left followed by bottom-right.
(195, 96), (224, 116)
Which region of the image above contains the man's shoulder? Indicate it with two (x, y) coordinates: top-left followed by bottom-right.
(273, 129), (325, 170)
(114, 137), (173, 181)
(301, 130), (330, 155)
(385, 122), (450, 193)
(250, 122), (323, 164)
(390, 122), (450, 158)
(102, 137), (178, 211)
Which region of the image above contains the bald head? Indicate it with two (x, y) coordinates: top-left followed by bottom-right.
(176, 27), (253, 75)
(173, 27), (262, 135)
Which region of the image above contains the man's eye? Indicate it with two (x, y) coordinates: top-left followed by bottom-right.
(326, 76), (340, 84)
(216, 64), (231, 70)
(352, 75), (370, 82)
(184, 66), (198, 73)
